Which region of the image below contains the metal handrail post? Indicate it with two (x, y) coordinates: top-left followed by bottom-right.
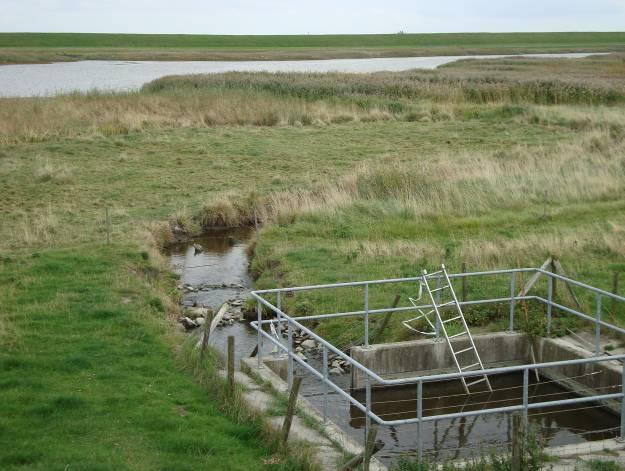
(322, 346), (328, 423)
(365, 374), (372, 445)
(621, 363), (625, 441)
(596, 294), (602, 356)
(417, 380), (423, 462)
(364, 284), (370, 347)
(509, 272), (516, 333)
(287, 320), (294, 389)
(276, 291), (282, 330)
(522, 368), (529, 429)
(547, 276), (553, 335)
(257, 300), (263, 368)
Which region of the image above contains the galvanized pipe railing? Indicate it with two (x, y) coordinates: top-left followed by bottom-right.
(250, 266), (625, 460)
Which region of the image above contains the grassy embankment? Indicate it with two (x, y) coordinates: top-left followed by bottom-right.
(0, 247), (311, 470)
(2, 54), (625, 468)
(1, 31), (625, 64)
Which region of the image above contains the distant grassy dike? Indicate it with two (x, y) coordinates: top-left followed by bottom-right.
(1, 31), (625, 63)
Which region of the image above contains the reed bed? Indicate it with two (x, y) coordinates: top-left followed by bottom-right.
(2, 54), (625, 144)
(147, 54), (625, 105)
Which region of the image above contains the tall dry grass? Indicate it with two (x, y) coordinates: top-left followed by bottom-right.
(2, 54), (624, 144)
(147, 55), (625, 105)
(241, 129), (625, 223)
(197, 128), (625, 271)
(0, 88), (392, 144)
(12, 205), (60, 246)
(336, 222), (625, 269)
(34, 158), (73, 184)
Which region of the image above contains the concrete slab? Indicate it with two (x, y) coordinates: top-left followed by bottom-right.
(267, 416), (331, 446)
(547, 438), (625, 458)
(243, 389), (274, 415)
(315, 445), (344, 470)
(561, 329), (625, 357)
(241, 357), (387, 470)
(217, 370), (262, 390)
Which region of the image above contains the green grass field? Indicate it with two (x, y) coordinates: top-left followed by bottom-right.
(3, 31), (625, 49)
(0, 246), (307, 470)
(1, 31), (625, 63)
(2, 53), (625, 468)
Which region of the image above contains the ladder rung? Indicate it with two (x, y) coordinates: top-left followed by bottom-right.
(443, 315), (463, 324)
(431, 285), (450, 292)
(466, 377), (487, 387)
(449, 331), (467, 339)
(460, 363), (480, 371)
(454, 346), (474, 355)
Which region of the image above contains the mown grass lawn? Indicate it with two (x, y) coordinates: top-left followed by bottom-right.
(0, 246), (289, 470)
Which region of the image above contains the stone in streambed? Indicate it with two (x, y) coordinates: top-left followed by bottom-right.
(179, 317), (198, 330)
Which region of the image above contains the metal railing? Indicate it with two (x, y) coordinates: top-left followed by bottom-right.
(250, 267), (625, 461)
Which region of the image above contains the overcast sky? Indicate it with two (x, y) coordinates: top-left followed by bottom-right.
(2, 0), (624, 35)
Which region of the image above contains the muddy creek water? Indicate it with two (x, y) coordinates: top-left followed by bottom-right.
(167, 228), (272, 368)
(168, 231), (620, 465)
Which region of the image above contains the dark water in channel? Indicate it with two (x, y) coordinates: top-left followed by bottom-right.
(168, 227), (252, 308)
(293, 356), (620, 464)
(349, 373), (620, 462)
(168, 230), (620, 464)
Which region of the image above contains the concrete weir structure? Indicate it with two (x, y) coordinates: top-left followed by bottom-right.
(251, 265), (625, 465)
(351, 332), (527, 390)
(351, 332), (624, 414)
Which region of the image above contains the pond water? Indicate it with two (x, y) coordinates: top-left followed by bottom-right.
(0, 53), (603, 97)
(168, 230), (620, 465)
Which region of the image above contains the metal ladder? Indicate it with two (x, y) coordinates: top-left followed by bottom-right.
(422, 264), (493, 394)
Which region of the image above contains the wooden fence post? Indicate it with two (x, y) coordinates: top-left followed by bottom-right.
(227, 335), (235, 390)
(339, 430), (383, 470)
(200, 310), (214, 359)
(281, 376), (303, 445)
(550, 258), (557, 302)
(371, 294), (401, 344)
(363, 425), (378, 471)
(511, 413), (523, 471)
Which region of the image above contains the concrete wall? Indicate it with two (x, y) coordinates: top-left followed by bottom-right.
(350, 332), (528, 389)
(263, 357), (288, 380)
(534, 337), (623, 413)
